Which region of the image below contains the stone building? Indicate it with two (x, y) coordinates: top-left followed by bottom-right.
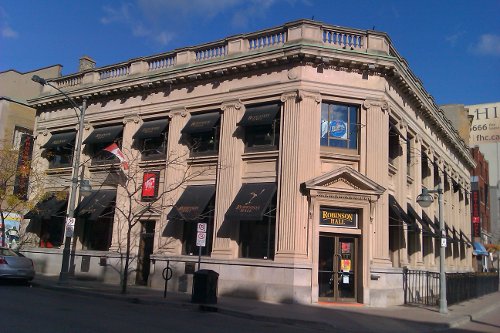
(26, 20), (474, 306)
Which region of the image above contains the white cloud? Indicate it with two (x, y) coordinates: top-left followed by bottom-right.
(445, 31), (465, 47)
(2, 25), (18, 38)
(0, 6), (18, 39)
(155, 31), (175, 46)
(473, 34), (500, 56)
(100, 4), (132, 25)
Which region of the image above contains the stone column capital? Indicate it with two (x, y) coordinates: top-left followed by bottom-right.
(220, 99), (243, 111)
(280, 90), (321, 103)
(363, 98), (388, 112)
(169, 107), (188, 118)
(123, 114), (141, 124)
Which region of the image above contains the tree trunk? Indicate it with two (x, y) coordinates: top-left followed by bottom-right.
(121, 223), (132, 294)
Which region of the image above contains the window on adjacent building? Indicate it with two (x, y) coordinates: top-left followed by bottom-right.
(133, 119), (169, 161)
(181, 113), (220, 156)
(12, 126), (32, 150)
(320, 103), (359, 151)
(239, 103), (280, 152)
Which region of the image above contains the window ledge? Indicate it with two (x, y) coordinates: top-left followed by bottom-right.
(46, 167), (72, 175)
(187, 155), (218, 164)
(320, 151), (361, 161)
(138, 159), (166, 168)
(388, 162), (397, 176)
(89, 163), (120, 172)
(242, 150), (279, 160)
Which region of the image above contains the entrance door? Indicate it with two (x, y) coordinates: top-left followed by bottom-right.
(136, 220), (155, 285)
(318, 234), (358, 302)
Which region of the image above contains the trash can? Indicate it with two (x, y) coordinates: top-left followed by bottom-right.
(191, 269), (219, 304)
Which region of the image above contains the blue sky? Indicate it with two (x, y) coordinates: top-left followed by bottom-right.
(1, 0), (498, 105)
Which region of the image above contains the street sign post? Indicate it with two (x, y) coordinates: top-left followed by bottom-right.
(65, 217), (75, 238)
(196, 223), (207, 270)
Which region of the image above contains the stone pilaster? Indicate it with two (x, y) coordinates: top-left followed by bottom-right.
(157, 109), (189, 254)
(211, 100), (244, 258)
(275, 90), (320, 262)
(110, 115), (142, 252)
(363, 98), (391, 265)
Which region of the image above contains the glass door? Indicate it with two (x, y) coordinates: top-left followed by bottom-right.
(318, 234), (357, 302)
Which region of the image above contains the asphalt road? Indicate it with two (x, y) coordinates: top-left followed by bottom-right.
(0, 281), (325, 333)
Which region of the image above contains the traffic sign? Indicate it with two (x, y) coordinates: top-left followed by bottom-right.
(197, 223), (207, 233)
(65, 217), (75, 237)
(196, 232), (206, 247)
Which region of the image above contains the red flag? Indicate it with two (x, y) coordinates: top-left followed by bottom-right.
(104, 143), (129, 170)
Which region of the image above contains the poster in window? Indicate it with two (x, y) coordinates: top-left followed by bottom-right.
(141, 171), (160, 200)
(330, 120), (347, 139)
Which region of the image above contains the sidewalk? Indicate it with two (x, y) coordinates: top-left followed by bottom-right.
(32, 275), (500, 333)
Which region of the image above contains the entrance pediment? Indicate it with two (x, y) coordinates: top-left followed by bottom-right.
(302, 166), (385, 197)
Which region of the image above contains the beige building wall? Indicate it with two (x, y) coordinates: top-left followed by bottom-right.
(26, 20), (474, 306)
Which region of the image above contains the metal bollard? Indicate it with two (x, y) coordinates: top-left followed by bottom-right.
(162, 260), (173, 298)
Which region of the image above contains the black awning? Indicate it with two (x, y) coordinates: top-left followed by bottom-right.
(83, 125), (123, 144)
(406, 204), (426, 234)
(181, 113), (220, 134)
(42, 131), (76, 148)
(238, 104), (280, 127)
(226, 183), (277, 221)
(133, 119), (169, 139)
(25, 194), (68, 219)
(167, 185), (215, 220)
(421, 211), (438, 237)
(460, 231), (472, 245)
(389, 195), (412, 226)
(76, 190), (116, 220)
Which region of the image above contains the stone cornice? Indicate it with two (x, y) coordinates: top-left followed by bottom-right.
(27, 20), (472, 169)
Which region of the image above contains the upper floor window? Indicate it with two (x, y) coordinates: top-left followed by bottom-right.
(181, 113), (220, 156)
(388, 122), (401, 165)
(133, 119), (168, 161)
(42, 131), (76, 169)
(12, 126), (32, 150)
(320, 103), (359, 151)
(239, 103), (280, 152)
(83, 125), (123, 166)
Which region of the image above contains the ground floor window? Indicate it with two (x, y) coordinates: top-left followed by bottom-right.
(40, 218), (64, 248)
(239, 217), (276, 260)
(82, 207), (114, 251)
(182, 204), (214, 256)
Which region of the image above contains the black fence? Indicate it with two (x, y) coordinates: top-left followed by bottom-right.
(446, 272), (499, 305)
(404, 269), (499, 306)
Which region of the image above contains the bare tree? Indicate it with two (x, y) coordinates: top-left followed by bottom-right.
(0, 140), (45, 249)
(106, 146), (219, 294)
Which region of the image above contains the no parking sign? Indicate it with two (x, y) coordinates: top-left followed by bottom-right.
(196, 223), (207, 247)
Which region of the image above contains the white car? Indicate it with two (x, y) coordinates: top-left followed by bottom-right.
(0, 247), (35, 282)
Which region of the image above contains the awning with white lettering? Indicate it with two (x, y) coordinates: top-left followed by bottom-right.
(226, 183), (277, 221)
(167, 185), (216, 221)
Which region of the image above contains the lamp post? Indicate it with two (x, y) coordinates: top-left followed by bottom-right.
(416, 184), (447, 314)
(32, 75), (91, 283)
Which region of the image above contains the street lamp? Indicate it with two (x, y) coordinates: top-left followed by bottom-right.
(416, 184), (447, 314)
(32, 75), (90, 283)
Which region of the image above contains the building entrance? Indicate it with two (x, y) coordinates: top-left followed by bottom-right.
(136, 220), (155, 285)
(318, 234), (358, 302)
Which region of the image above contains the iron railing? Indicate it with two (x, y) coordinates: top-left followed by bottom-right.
(403, 269), (439, 306)
(446, 272), (499, 305)
(404, 268), (499, 307)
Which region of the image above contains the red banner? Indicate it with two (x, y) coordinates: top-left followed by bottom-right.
(471, 190), (480, 237)
(141, 171), (159, 200)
